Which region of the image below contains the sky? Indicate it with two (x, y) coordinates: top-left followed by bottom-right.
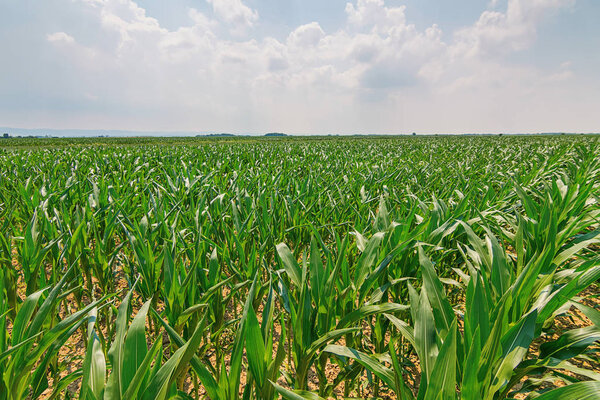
(0, 0), (599, 135)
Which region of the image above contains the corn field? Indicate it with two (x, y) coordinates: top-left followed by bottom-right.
(1, 135), (599, 399)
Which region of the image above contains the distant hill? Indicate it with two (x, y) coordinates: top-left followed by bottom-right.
(198, 133), (236, 137)
(0, 127), (260, 137)
(264, 132), (287, 137)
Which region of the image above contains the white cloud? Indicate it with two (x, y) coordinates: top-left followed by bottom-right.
(206, 0), (258, 34)
(345, 0), (407, 34)
(287, 22), (325, 48)
(22, 0), (592, 133)
(87, 0), (165, 44)
(451, 0), (574, 58)
(46, 32), (76, 45)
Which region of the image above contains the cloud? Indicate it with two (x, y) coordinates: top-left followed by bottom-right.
(206, 0), (258, 34)
(451, 0), (575, 58)
(287, 22), (325, 47)
(47, 32), (76, 45)
(1, 0), (591, 133)
(345, 0), (407, 34)
(83, 0), (165, 46)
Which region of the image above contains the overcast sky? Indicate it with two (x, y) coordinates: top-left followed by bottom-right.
(1, 0), (598, 134)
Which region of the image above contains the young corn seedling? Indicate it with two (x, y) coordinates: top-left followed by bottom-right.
(80, 285), (208, 400)
(0, 264), (104, 400)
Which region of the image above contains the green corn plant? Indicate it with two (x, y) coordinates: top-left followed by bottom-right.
(325, 216), (600, 400)
(79, 285), (208, 400)
(121, 214), (162, 303)
(89, 205), (125, 297)
(244, 277), (287, 400)
(323, 247), (458, 400)
(15, 209), (62, 295)
(1, 134), (599, 398)
(0, 209), (17, 320)
(275, 233), (411, 392)
(161, 240), (241, 384)
(270, 381), (327, 400)
(57, 203), (94, 305)
(276, 239), (357, 390)
(500, 301), (600, 398)
(156, 274), (256, 400)
(0, 263), (104, 400)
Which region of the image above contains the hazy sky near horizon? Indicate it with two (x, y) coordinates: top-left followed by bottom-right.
(1, 0), (599, 134)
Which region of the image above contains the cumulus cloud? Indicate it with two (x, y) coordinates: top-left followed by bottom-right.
(345, 0), (407, 34)
(287, 22), (325, 48)
(3, 0), (591, 133)
(452, 0), (575, 58)
(206, 0), (258, 34)
(83, 0), (165, 47)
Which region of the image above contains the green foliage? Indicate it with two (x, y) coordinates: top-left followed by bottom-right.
(0, 135), (599, 399)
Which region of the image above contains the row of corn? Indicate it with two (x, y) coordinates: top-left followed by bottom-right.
(0, 135), (599, 399)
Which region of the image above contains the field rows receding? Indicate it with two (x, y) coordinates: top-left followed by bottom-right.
(1, 135), (599, 400)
